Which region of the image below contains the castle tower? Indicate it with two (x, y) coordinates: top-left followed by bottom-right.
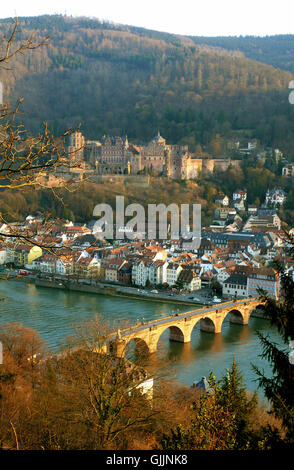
(68, 131), (85, 165)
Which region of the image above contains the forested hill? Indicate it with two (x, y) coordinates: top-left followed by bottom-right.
(189, 35), (294, 74)
(0, 15), (294, 156)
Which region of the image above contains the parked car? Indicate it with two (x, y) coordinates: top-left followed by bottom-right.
(213, 296), (222, 303)
(151, 290), (158, 294)
(193, 297), (200, 301)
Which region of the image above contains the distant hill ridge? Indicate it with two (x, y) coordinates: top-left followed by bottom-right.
(0, 15), (293, 155)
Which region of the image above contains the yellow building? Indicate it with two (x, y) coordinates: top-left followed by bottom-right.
(13, 244), (42, 267)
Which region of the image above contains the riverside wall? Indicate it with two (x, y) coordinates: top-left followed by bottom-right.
(34, 278), (199, 306)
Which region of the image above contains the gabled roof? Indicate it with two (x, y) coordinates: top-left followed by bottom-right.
(225, 273), (248, 285)
(178, 269), (194, 283)
(105, 258), (126, 270)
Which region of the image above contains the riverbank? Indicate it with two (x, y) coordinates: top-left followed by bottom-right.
(35, 278), (203, 306)
(0, 278), (274, 395)
(2, 275), (266, 317)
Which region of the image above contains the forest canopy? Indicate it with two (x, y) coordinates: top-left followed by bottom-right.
(0, 15), (293, 156)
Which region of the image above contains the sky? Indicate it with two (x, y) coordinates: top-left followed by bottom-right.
(0, 0), (294, 37)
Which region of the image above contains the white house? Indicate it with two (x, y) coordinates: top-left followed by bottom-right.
(282, 164), (294, 178)
(166, 263), (183, 286)
(215, 194), (229, 206)
(132, 259), (168, 286)
(216, 268), (232, 284)
(56, 256), (74, 276)
(178, 269), (201, 292)
(32, 254), (58, 273)
(233, 189), (247, 201)
(265, 188), (287, 206)
(223, 274), (248, 298)
(0, 244), (13, 265)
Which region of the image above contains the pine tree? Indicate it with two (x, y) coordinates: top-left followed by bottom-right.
(217, 358), (258, 449)
(253, 233), (294, 445)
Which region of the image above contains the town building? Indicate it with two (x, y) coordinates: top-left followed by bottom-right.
(233, 189), (247, 201)
(105, 259), (127, 283)
(166, 263), (183, 286)
(215, 194), (229, 206)
(247, 267), (280, 299)
(68, 131), (85, 165)
(178, 269), (201, 291)
(265, 188), (287, 207)
(67, 131), (241, 179)
(282, 163), (294, 178)
(223, 274), (248, 298)
(13, 244), (42, 267)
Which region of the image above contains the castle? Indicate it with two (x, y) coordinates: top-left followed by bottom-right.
(68, 131), (241, 179)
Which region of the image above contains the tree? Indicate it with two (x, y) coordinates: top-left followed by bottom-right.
(211, 279), (222, 296)
(159, 363), (279, 450)
(0, 317), (159, 449)
(217, 358), (258, 449)
(0, 322), (48, 449)
(0, 19), (79, 250)
(253, 234), (294, 446)
(175, 279), (184, 291)
(52, 316), (157, 449)
(0, 322), (47, 386)
(160, 372), (238, 450)
(0, 20), (72, 189)
(160, 395), (237, 450)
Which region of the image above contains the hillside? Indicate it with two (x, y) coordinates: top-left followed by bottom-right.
(189, 35), (294, 73)
(0, 15), (294, 155)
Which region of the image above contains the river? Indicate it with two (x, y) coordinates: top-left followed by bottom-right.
(0, 279), (282, 398)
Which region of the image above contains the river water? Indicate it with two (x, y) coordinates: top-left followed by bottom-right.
(0, 279), (283, 397)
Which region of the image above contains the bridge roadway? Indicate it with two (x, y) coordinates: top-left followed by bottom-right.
(108, 298), (264, 357)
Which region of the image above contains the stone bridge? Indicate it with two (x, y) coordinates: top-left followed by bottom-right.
(108, 298), (265, 357)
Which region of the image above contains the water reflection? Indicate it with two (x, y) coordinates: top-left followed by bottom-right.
(0, 280), (282, 394)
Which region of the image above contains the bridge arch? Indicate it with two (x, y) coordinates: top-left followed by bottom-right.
(248, 303), (266, 318)
(227, 308), (246, 325)
(111, 299), (265, 357)
(118, 336), (150, 358)
(155, 325), (186, 351)
(199, 316), (217, 333)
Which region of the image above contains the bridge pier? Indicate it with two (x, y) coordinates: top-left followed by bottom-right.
(169, 325), (191, 343)
(106, 300), (263, 357)
(148, 343), (158, 354)
(230, 310), (250, 325)
(200, 317), (222, 334)
(111, 339), (127, 358)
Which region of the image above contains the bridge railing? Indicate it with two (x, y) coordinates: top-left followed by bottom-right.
(114, 297), (261, 339)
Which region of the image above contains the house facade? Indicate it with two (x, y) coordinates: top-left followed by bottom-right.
(247, 267), (280, 299)
(265, 188), (287, 206)
(223, 274), (248, 298)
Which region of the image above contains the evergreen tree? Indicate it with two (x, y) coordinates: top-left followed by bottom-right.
(253, 234), (294, 446)
(217, 358), (258, 449)
(160, 363), (265, 450)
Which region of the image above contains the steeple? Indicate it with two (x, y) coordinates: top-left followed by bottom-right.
(152, 131), (166, 145)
